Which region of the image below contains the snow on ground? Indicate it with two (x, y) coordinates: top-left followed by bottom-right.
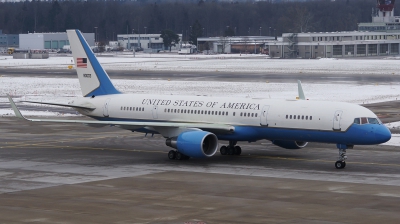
(382, 134), (400, 146)
(1, 77), (399, 105)
(0, 109), (80, 117)
(2, 54), (400, 75)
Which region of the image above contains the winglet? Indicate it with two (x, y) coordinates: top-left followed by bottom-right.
(7, 95), (27, 120)
(297, 80), (306, 100)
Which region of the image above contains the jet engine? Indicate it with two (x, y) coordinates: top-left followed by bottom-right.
(272, 140), (308, 149)
(166, 131), (219, 158)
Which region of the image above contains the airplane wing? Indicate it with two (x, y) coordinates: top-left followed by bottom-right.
(8, 95), (234, 134)
(21, 100), (96, 110)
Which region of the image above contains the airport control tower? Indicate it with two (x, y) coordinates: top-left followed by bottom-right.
(358, 0), (400, 32)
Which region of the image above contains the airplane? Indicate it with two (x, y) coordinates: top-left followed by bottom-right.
(7, 29), (391, 169)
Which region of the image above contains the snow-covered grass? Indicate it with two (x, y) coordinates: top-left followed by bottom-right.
(1, 77), (399, 105)
(0, 109), (80, 117)
(2, 55), (400, 75)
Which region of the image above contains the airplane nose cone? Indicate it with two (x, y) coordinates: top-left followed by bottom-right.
(375, 125), (391, 144)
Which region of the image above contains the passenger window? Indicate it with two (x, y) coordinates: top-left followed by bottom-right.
(290, 115), (292, 119)
(310, 116), (312, 120)
(240, 112), (242, 116)
(130, 107), (132, 111)
(361, 117), (368, 124)
(136, 107), (138, 111)
(353, 118), (360, 124)
(251, 113), (254, 117)
(244, 113), (247, 117)
(212, 111), (214, 115)
(123, 107), (126, 110)
(208, 111), (210, 115)
(302, 115), (304, 120)
(226, 112), (228, 116)
(191, 110), (193, 114)
(121, 106), (123, 110)
(215, 111), (217, 115)
(294, 115), (296, 119)
(198, 110), (200, 114)
(142, 107), (144, 111)
(306, 116), (308, 120)
(201, 111), (204, 114)
(222, 112), (225, 115)
(255, 113), (257, 117)
(168, 109), (170, 112)
(174, 109), (176, 113)
(164, 108), (166, 112)
(297, 115), (300, 119)
(194, 110), (197, 114)
(286, 115), (288, 119)
(233, 112), (235, 116)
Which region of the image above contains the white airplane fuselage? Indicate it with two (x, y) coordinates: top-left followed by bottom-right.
(74, 93), (390, 146)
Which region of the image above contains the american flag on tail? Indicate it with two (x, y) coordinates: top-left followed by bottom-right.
(77, 58), (87, 68)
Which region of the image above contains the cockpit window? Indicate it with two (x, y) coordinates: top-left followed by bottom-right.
(354, 117), (382, 125)
(368, 118), (380, 124)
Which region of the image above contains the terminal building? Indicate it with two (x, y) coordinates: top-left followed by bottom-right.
(198, 0), (400, 58)
(0, 30), (19, 48)
(19, 32), (94, 50)
(117, 33), (182, 52)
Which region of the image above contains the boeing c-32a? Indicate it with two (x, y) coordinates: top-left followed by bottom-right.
(8, 29), (391, 169)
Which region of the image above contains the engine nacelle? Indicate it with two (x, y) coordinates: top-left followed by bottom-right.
(166, 131), (218, 158)
(272, 140), (308, 149)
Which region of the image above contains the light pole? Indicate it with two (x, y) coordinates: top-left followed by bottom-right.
(248, 27), (250, 36)
(144, 27), (147, 34)
(269, 27), (271, 36)
(94, 27), (98, 46)
(234, 27), (236, 36)
(259, 27), (262, 36)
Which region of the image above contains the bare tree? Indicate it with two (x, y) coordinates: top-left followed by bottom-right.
(293, 6), (313, 33)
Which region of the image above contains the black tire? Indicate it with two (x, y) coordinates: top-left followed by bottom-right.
(168, 150), (176, 160)
(335, 161), (344, 169)
(220, 146), (227, 155)
(227, 146), (234, 155)
(234, 146), (242, 155)
(176, 152), (183, 160)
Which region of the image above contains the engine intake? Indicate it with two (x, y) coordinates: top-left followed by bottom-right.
(166, 131), (218, 158)
(272, 140), (308, 149)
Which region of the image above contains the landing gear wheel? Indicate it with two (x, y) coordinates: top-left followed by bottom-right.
(227, 146), (234, 155)
(335, 161), (345, 169)
(176, 152), (183, 160)
(220, 146), (227, 155)
(168, 150), (176, 160)
(234, 146), (242, 155)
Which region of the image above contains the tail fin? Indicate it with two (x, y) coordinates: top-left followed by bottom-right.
(67, 29), (120, 97)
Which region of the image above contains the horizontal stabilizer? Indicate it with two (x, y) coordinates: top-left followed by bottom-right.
(21, 100), (96, 110)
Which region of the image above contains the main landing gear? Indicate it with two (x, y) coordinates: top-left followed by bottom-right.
(220, 141), (242, 156)
(335, 144), (349, 169)
(168, 150), (190, 160)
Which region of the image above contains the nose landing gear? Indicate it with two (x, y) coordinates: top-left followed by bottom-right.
(335, 144), (350, 169)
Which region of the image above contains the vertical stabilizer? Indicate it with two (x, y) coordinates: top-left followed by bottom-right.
(67, 30), (120, 97)
(297, 80), (306, 100)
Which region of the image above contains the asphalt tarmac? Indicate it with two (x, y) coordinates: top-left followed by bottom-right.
(0, 117), (400, 223)
(1, 69), (400, 223)
(2, 67), (400, 83)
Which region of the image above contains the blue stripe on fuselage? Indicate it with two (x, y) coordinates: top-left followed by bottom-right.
(75, 30), (121, 97)
(89, 116), (391, 145)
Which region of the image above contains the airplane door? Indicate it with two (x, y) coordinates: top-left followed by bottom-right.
(152, 105), (158, 119)
(103, 98), (111, 117)
(260, 105), (270, 126)
(333, 110), (343, 131)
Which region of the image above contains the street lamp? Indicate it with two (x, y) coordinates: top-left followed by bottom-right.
(132, 29), (134, 34)
(234, 27), (237, 36)
(248, 27), (250, 36)
(144, 27), (147, 34)
(269, 27), (271, 36)
(259, 27), (262, 36)
(94, 27), (98, 45)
